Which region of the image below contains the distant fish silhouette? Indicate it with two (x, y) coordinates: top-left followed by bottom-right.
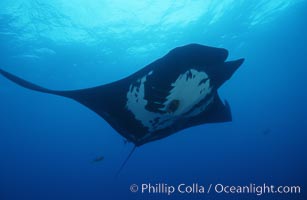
(92, 156), (104, 163)
(0, 44), (244, 173)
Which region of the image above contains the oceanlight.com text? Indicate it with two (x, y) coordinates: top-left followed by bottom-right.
(129, 183), (301, 196)
(214, 183), (301, 196)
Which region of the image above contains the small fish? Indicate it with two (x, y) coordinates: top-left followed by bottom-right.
(92, 156), (104, 163)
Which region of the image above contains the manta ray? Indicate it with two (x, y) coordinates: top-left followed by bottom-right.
(1, 44), (244, 173)
(0, 43), (243, 150)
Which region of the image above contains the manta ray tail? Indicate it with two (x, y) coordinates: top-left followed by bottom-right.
(0, 68), (123, 137)
(116, 145), (137, 177)
(0, 69), (77, 98)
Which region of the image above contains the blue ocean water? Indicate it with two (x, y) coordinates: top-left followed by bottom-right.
(0, 1), (306, 199)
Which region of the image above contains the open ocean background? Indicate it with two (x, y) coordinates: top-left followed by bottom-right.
(0, 1), (306, 199)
